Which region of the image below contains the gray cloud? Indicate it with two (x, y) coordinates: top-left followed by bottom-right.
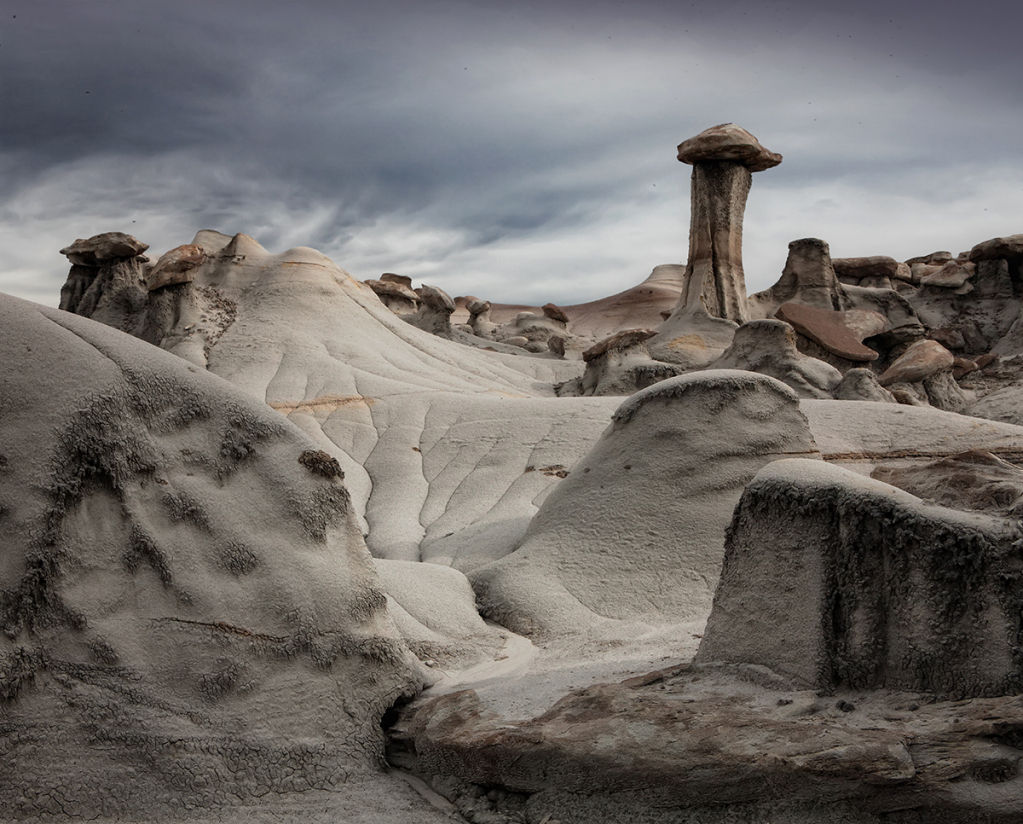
(2, 0), (1020, 307)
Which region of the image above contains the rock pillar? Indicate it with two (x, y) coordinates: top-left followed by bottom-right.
(675, 123), (782, 325)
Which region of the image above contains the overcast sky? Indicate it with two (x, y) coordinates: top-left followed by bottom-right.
(2, 0), (1021, 308)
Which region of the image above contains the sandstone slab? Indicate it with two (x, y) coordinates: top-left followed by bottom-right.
(775, 302), (881, 362)
(146, 243), (207, 290)
(60, 231), (149, 266)
(676, 122), (782, 172)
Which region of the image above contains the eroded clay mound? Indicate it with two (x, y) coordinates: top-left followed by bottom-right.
(0, 295), (424, 819)
(698, 459), (1023, 699)
(470, 371), (821, 637)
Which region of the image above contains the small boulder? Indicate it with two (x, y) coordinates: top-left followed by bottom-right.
(879, 339), (955, 386)
(541, 303), (570, 324)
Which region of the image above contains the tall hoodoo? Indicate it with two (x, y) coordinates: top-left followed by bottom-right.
(676, 123), (782, 324)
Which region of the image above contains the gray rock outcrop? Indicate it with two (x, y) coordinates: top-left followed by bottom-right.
(697, 459), (1023, 699)
(0, 294), (425, 819)
(706, 319), (843, 399)
(471, 371), (821, 637)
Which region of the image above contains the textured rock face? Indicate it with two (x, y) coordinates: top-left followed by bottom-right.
(389, 662), (1023, 824)
(0, 295), (423, 819)
(698, 459), (1023, 699)
(872, 450), (1023, 516)
(677, 161), (754, 322)
(707, 319), (843, 399)
(471, 371), (821, 636)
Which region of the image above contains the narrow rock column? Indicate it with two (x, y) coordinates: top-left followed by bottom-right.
(676, 123), (782, 324)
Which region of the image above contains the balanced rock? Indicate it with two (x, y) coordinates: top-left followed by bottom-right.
(564, 329), (682, 396)
(670, 124), (782, 324)
(365, 278), (421, 313)
(146, 243), (207, 290)
(59, 231), (149, 266)
(775, 302), (881, 363)
(380, 272), (414, 288)
(879, 339), (955, 386)
(676, 122), (782, 172)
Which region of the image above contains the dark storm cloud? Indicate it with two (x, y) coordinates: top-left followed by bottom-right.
(1, 0), (1021, 306)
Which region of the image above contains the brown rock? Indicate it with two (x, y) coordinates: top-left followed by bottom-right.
(976, 352), (999, 370)
(582, 329), (656, 362)
(541, 303), (569, 324)
(879, 339), (955, 386)
(952, 356), (979, 381)
(969, 234), (1023, 262)
(365, 279), (420, 303)
(380, 272), (413, 288)
(774, 303), (880, 362)
(60, 232), (149, 266)
(547, 335), (565, 357)
(831, 256), (903, 282)
(146, 244), (206, 291)
(676, 123), (782, 172)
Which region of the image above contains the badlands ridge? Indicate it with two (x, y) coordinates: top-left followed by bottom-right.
(5, 124), (1023, 822)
